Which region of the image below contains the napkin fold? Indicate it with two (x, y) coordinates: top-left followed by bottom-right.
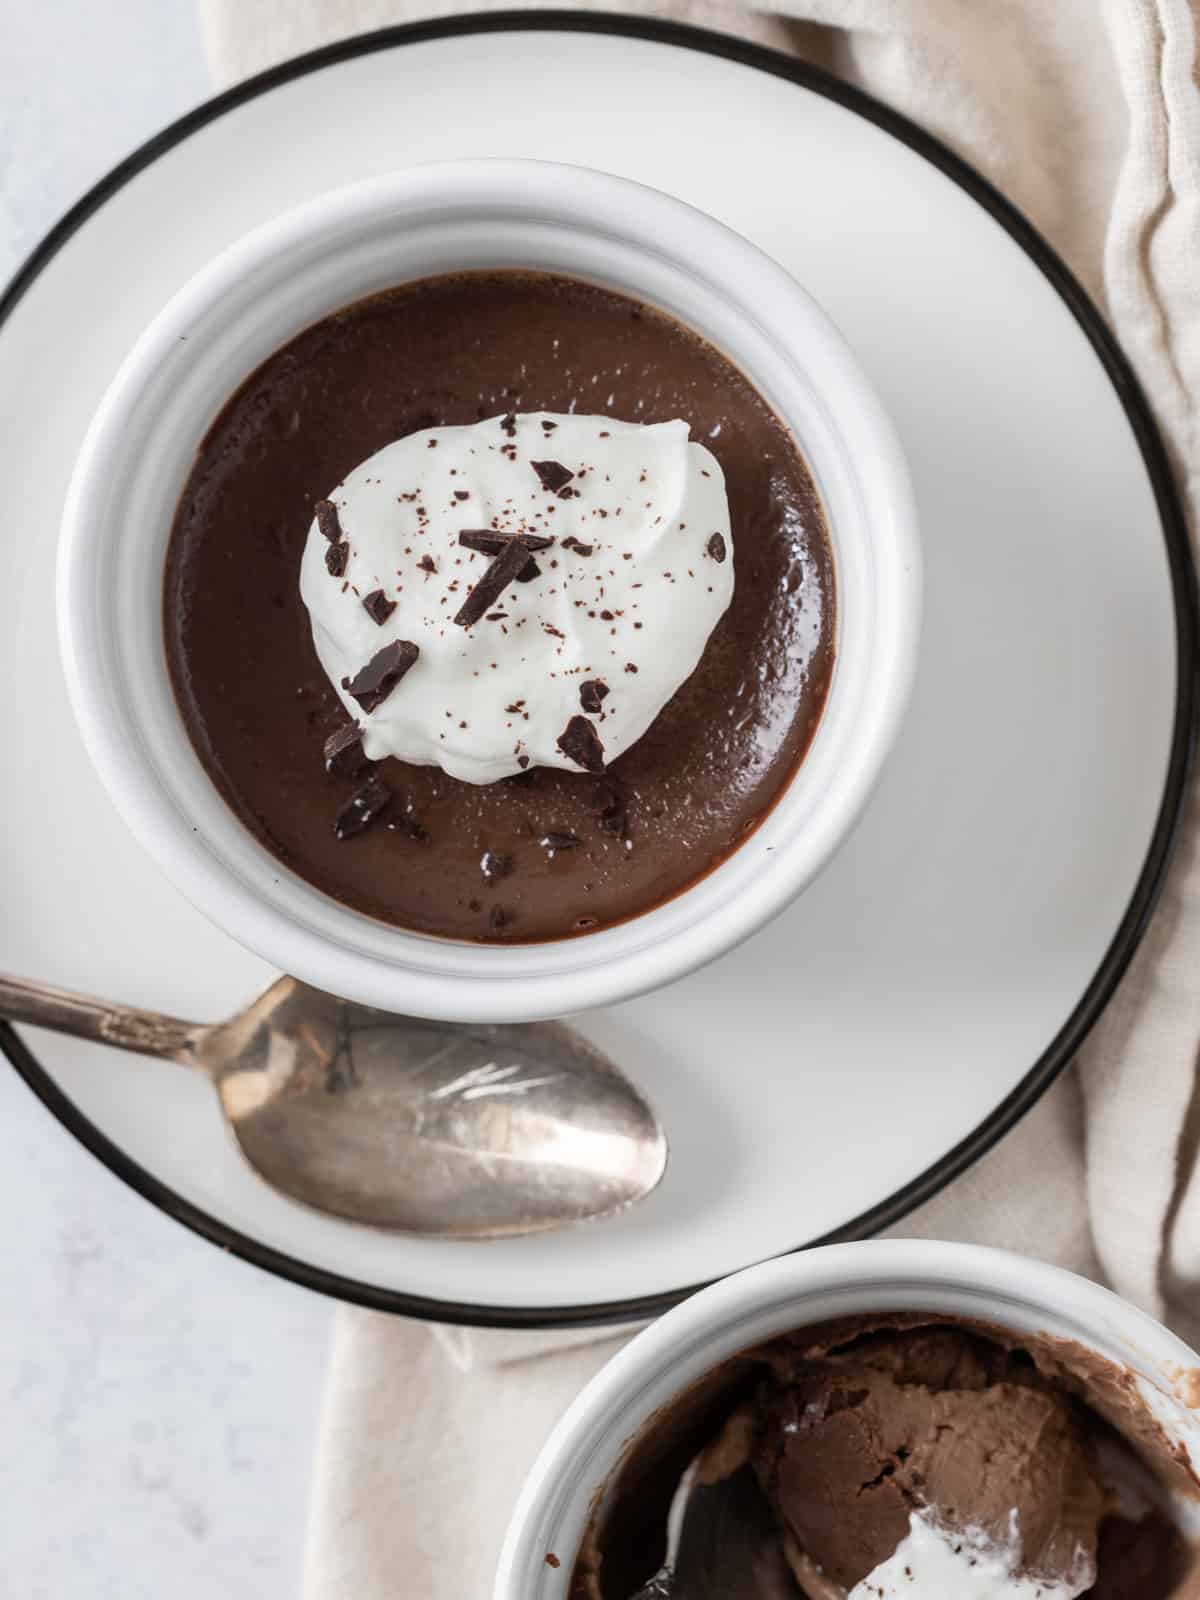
(197, 3), (1200, 1595)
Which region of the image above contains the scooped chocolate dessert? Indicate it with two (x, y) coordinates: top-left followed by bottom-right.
(572, 1317), (1199, 1599)
(164, 270), (834, 942)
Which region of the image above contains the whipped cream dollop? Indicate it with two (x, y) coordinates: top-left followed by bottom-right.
(846, 1511), (1094, 1600)
(299, 413), (733, 784)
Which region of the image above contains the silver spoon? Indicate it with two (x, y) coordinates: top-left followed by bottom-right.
(0, 973), (667, 1238)
(629, 1459), (806, 1600)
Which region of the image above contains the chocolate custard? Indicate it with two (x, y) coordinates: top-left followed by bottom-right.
(571, 1317), (1199, 1598)
(165, 272), (834, 942)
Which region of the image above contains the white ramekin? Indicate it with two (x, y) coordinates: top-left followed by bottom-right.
(58, 160), (920, 1022)
(496, 1240), (1200, 1596)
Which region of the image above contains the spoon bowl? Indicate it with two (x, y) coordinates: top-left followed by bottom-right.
(0, 972), (667, 1238)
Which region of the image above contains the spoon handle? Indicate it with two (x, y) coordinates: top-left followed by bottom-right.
(0, 973), (199, 1063)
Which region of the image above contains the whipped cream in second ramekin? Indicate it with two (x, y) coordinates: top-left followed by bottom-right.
(845, 1511), (1094, 1600)
(299, 412), (733, 783)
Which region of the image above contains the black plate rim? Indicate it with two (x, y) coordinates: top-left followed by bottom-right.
(2, 9), (1196, 1329)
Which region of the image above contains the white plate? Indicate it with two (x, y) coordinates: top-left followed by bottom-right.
(1, 15), (1193, 1327)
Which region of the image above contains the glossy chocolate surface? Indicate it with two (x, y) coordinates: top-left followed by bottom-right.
(165, 272), (835, 941)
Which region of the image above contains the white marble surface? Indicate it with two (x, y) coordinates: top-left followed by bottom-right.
(0, 8), (334, 1596)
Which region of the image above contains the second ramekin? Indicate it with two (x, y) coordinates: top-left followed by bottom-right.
(58, 160), (920, 1021)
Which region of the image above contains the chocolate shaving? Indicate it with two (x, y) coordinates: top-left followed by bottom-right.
(501, 413), (517, 437)
(515, 755), (531, 771)
(362, 589), (397, 626)
(561, 536), (593, 557)
(541, 420), (558, 434)
(417, 554), (437, 576)
(325, 541), (349, 577)
(315, 499), (343, 543)
(599, 802), (628, 838)
(706, 532), (727, 563)
(334, 777), (390, 840)
(387, 813), (429, 843)
(539, 832), (581, 852)
(459, 529), (554, 555)
(341, 639), (419, 713)
(531, 460), (576, 496)
(459, 529), (551, 586)
(556, 715), (606, 773)
(454, 539), (532, 627)
(579, 679), (609, 714)
(593, 780), (629, 839)
(323, 723), (370, 779)
(480, 850), (513, 886)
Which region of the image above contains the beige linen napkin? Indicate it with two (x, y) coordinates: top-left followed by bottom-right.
(199, 3), (1200, 1594)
